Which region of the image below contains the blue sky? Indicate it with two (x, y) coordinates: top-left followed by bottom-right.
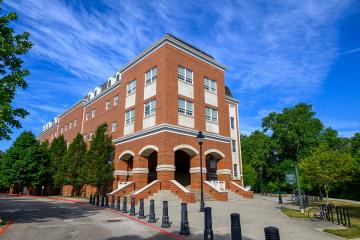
(1, 0), (359, 151)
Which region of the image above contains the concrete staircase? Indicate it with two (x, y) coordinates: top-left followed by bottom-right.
(188, 188), (215, 202)
(227, 190), (244, 201)
(146, 190), (182, 206)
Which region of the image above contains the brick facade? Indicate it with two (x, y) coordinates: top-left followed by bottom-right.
(39, 34), (247, 201)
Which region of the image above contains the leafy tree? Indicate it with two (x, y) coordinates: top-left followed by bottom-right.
(58, 133), (86, 195)
(85, 123), (114, 193)
(299, 143), (354, 202)
(242, 163), (257, 189)
(49, 135), (67, 187)
(262, 103), (324, 162)
(0, 4), (33, 140)
(1, 131), (49, 193)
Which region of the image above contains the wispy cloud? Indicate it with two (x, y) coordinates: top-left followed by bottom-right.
(1, 0), (357, 149)
(339, 47), (360, 56)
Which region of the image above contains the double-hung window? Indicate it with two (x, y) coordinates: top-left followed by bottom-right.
(114, 95), (119, 106)
(74, 120), (77, 127)
(69, 122), (72, 129)
(232, 140), (236, 152)
(125, 109), (135, 125)
(205, 107), (218, 123)
(233, 164), (238, 177)
(145, 67), (157, 85)
(144, 99), (156, 117)
(91, 109), (96, 118)
(112, 121), (117, 133)
(230, 117), (235, 129)
(204, 77), (217, 93)
(127, 80), (136, 95)
(178, 66), (193, 84)
(178, 99), (194, 116)
(83, 134), (87, 141)
(85, 113), (89, 121)
(106, 100), (110, 110)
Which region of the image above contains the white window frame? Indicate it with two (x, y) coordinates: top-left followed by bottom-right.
(125, 108), (135, 125)
(232, 140), (236, 152)
(205, 107), (218, 123)
(74, 120), (77, 127)
(61, 128), (63, 134)
(114, 95), (119, 106)
(65, 125), (68, 131)
(204, 77), (217, 93)
(127, 80), (136, 95)
(178, 98), (194, 116)
(83, 134), (87, 141)
(145, 67), (157, 85)
(106, 100), (110, 110)
(233, 164), (238, 177)
(144, 99), (156, 117)
(90, 132), (93, 140)
(112, 121), (117, 133)
(85, 113), (89, 121)
(91, 109), (96, 118)
(178, 66), (193, 84)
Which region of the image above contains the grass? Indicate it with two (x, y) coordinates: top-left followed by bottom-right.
(282, 199), (360, 239)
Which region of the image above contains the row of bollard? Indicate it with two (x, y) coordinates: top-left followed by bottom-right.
(89, 194), (280, 239)
(89, 194), (190, 235)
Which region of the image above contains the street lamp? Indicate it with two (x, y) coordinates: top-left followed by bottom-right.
(196, 131), (205, 212)
(272, 149), (283, 204)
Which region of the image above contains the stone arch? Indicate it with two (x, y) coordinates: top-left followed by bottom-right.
(173, 144), (198, 157)
(119, 150), (134, 161)
(138, 145), (159, 157)
(204, 149), (225, 160)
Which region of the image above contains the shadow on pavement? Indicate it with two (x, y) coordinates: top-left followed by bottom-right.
(105, 233), (255, 240)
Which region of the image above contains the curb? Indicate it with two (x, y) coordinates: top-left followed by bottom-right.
(0, 219), (13, 236)
(0, 193), (184, 240)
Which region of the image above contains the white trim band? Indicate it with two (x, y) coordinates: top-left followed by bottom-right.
(190, 167), (207, 174)
(156, 165), (176, 172)
(216, 169), (232, 175)
(132, 168), (149, 174)
(114, 170), (129, 176)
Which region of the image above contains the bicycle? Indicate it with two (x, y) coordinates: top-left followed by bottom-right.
(307, 205), (326, 222)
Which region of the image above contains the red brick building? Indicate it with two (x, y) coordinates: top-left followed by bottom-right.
(39, 34), (252, 201)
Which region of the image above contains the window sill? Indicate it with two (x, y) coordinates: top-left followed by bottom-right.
(206, 120), (218, 124)
(144, 113), (156, 119)
(126, 92), (136, 97)
(125, 122), (135, 126)
(178, 112), (194, 118)
(204, 89), (217, 95)
(178, 79), (193, 86)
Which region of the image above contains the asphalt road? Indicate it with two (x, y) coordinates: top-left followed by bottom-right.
(0, 195), (178, 240)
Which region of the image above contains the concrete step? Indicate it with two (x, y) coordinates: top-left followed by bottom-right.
(188, 188), (215, 201)
(147, 190), (182, 206)
(227, 190), (244, 201)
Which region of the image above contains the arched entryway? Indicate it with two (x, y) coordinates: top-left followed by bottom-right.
(173, 144), (198, 187)
(139, 145), (158, 184)
(205, 149), (225, 181)
(119, 150), (134, 181)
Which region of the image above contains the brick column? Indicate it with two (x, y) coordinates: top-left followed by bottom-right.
(190, 154), (206, 189)
(132, 155), (149, 190)
(157, 150), (175, 189)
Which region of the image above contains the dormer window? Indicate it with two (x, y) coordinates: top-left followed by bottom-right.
(127, 80), (136, 95)
(145, 67), (157, 85)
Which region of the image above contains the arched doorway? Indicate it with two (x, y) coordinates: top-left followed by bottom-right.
(138, 145), (158, 184)
(119, 150), (134, 182)
(175, 150), (191, 187)
(205, 149), (225, 181)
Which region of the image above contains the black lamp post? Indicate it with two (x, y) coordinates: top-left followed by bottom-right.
(196, 131), (205, 212)
(272, 149), (283, 204)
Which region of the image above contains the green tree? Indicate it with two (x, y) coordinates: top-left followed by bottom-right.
(242, 163), (257, 189)
(85, 123), (114, 194)
(299, 143), (354, 202)
(1, 131), (49, 193)
(49, 135), (67, 187)
(0, 4), (33, 140)
(262, 103), (324, 161)
(59, 133), (86, 195)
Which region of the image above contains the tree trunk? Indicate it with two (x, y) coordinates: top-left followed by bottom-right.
(324, 182), (329, 205)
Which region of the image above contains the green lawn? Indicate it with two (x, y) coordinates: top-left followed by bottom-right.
(281, 200), (360, 239)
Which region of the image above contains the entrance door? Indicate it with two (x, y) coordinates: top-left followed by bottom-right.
(148, 151), (157, 183)
(174, 150), (191, 187)
(206, 155), (217, 180)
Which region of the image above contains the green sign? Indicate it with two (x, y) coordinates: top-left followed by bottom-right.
(285, 171), (296, 185)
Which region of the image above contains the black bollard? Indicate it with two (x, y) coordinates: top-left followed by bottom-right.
(230, 213), (242, 240)
(89, 194), (92, 204)
(179, 202), (190, 235)
(204, 207), (213, 240)
(92, 194), (96, 205)
(105, 195), (109, 208)
(116, 196), (121, 211)
(138, 199), (145, 219)
(161, 201), (170, 228)
(130, 197), (136, 216)
(345, 209), (351, 228)
(111, 195), (115, 209)
(264, 226), (280, 240)
(148, 199), (156, 223)
(122, 196), (128, 213)
(336, 207), (340, 225)
(101, 195), (105, 207)
(96, 194), (100, 206)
